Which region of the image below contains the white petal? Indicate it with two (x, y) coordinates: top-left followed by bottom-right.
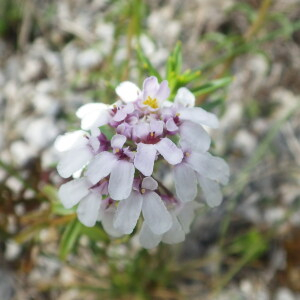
(142, 191), (172, 235)
(108, 161), (135, 200)
(150, 119), (164, 136)
(177, 201), (201, 234)
(179, 107), (219, 128)
(100, 205), (123, 237)
(113, 191), (143, 234)
(174, 87), (195, 107)
(86, 151), (117, 184)
(77, 192), (101, 227)
(162, 214), (185, 244)
(141, 177), (158, 191)
(142, 76), (159, 100)
(155, 138), (183, 165)
(198, 175), (223, 207)
(166, 118), (178, 132)
(134, 143), (156, 176)
(58, 178), (90, 209)
(115, 81), (141, 103)
(187, 152), (230, 185)
(81, 109), (110, 130)
(76, 103), (108, 118)
(57, 147), (92, 178)
(179, 121), (211, 153)
(139, 222), (162, 249)
(54, 130), (88, 152)
(111, 134), (126, 149)
(174, 163), (197, 202)
(89, 136), (100, 152)
(155, 80), (170, 102)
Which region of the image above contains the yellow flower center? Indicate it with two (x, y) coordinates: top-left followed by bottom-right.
(143, 96), (159, 109)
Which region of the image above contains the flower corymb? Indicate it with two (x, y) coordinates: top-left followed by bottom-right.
(55, 76), (229, 248)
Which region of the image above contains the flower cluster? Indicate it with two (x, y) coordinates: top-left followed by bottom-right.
(55, 76), (229, 248)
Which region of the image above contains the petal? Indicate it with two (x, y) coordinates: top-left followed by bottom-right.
(77, 192), (101, 227)
(100, 204), (123, 237)
(113, 109), (127, 122)
(187, 152), (230, 185)
(155, 138), (183, 165)
(113, 191), (143, 234)
(86, 151), (117, 184)
(155, 80), (170, 102)
(132, 122), (150, 140)
(166, 118), (178, 132)
(111, 134), (126, 149)
(54, 130), (88, 152)
(179, 121), (211, 153)
(57, 147), (92, 178)
(174, 87), (195, 107)
(150, 119), (164, 136)
(179, 107), (219, 128)
(162, 214), (185, 244)
(81, 109), (110, 130)
(177, 201), (201, 233)
(141, 177), (158, 191)
(174, 163), (197, 202)
(58, 178), (90, 209)
(198, 175), (223, 207)
(76, 103), (108, 119)
(123, 102), (135, 114)
(108, 161), (135, 200)
(142, 76), (159, 100)
(134, 143), (156, 176)
(142, 191), (172, 235)
(139, 222), (162, 249)
(115, 81), (141, 103)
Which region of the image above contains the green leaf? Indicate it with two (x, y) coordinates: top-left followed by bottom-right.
(59, 219), (82, 260)
(191, 77), (232, 96)
(136, 46), (162, 80)
(80, 225), (110, 243)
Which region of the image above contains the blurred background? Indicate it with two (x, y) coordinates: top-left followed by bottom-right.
(1, 0), (300, 299)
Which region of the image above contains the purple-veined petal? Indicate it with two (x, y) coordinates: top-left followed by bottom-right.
(142, 191), (172, 235)
(198, 175), (223, 207)
(58, 178), (90, 209)
(141, 177), (158, 191)
(155, 80), (170, 102)
(123, 102), (134, 114)
(111, 134), (126, 149)
(166, 118), (178, 132)
(139, 222), (162, 249)
(134, 143), (156, 176)
(187, 152), (230, 185)
(76, 103), (108, 119)
(174, 87), (195, 107)
(54, 130), (88, 152)
(132, 122), (150, 140)
(150, 119), (164, 136)
(115, 81), (141, 103)
(57, 147), (93, 178)
(77, 192), (101, 227)
(174, 163), (197, 203)
(179, 121), (211, 153)
(179, 107), (219, 128)
(155, 138), (183, 165)
(177, 201), (201, 234)
(108, 161), (135, 200)
(142, 76), (159, 100)
(86, 151), (117, 184)
(113, 191), (143, 234)
(162, 214), (185, 244)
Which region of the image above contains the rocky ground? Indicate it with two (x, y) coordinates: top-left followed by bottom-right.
(1, 0), (300, 299)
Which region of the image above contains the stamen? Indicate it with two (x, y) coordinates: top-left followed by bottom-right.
(141, 188), (146, 194)
(115, 148), (120, 153)
(176, 113), (180, 117)
(143, 96), (159, 109)
(185, 152), (190, 157)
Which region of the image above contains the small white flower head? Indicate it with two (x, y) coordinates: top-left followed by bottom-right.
(55, 76), (229, 248)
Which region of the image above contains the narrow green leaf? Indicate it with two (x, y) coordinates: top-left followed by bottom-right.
(59, 219), (82, 260)
(192, 77), (232, 96)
